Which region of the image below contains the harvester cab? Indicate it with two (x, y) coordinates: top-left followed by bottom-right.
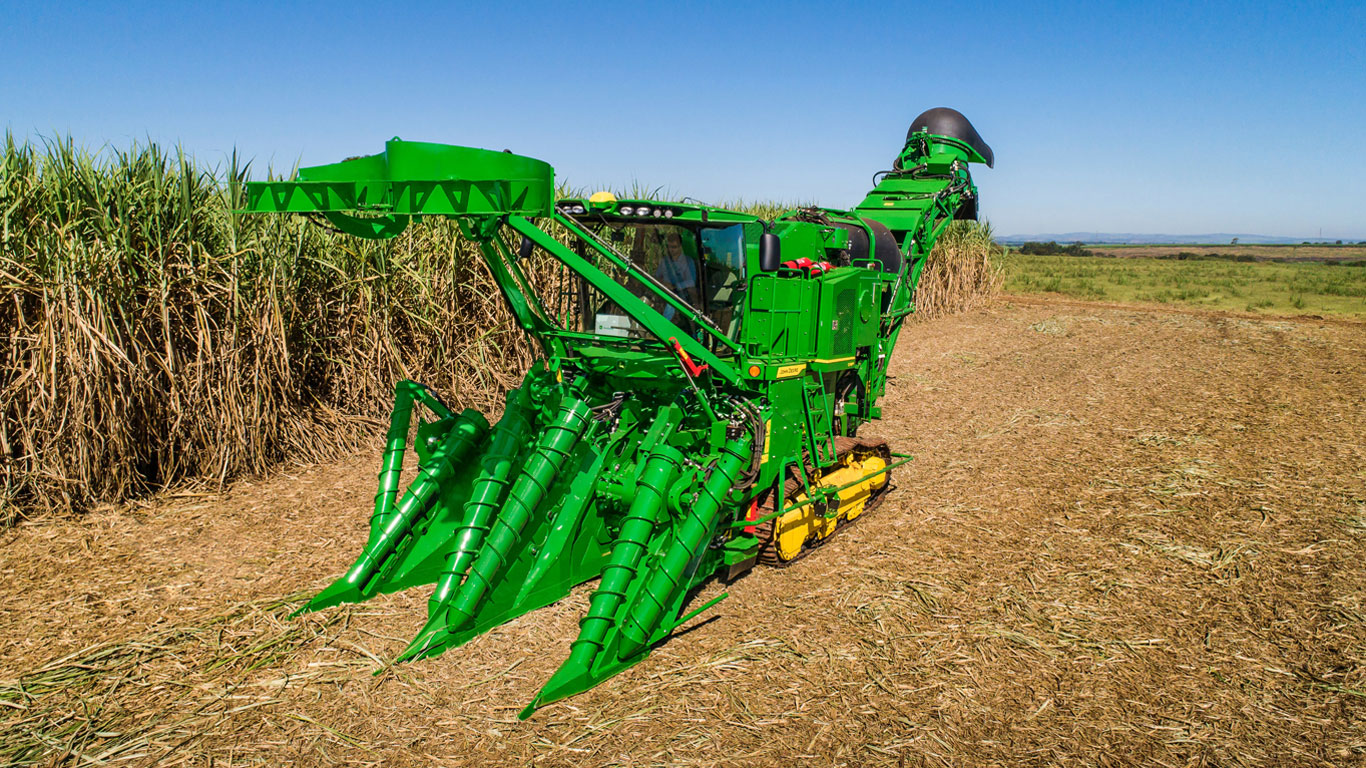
(243, 107), (992, 717)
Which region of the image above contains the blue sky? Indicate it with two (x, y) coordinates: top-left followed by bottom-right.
(3, 1), (1363, 238)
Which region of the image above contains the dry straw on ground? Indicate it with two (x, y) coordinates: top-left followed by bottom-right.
(1, 300), (1360, 765)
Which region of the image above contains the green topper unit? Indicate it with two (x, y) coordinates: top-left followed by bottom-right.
(243, 107), (992, 717)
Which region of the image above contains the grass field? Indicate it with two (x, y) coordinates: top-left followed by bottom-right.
(1089, 243), (1366, 262)
(1003, 251), (1366, 317)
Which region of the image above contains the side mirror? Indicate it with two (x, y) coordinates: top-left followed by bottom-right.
(517, 236), (535, 260)
(759, 233), (782, 272)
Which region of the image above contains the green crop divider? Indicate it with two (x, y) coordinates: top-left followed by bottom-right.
(422, 384), (536, 628)
(525, 433), (751, 718)
(531, 442), (684, 706)
(369, 381), (455, 547)
(618, 433), (753, 656)
(296, 405), (488, 616)
(441, 394), (594, 632)
(353, 410), (487, 595)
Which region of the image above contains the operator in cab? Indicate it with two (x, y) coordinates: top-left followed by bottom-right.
(654, 230), (701, 312)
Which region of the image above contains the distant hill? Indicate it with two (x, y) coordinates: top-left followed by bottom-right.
(996, 233), (1359, 245)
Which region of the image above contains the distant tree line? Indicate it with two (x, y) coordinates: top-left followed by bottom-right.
(1158, 252), (1366, 265)
(1018, 241), (1099, 257)
(1162, 251), (1258, 262)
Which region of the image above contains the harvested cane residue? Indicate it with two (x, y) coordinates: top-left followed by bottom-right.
(2, 296), (1364, 766)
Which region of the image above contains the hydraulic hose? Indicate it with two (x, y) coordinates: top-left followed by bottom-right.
(619, 432), (752, 656)
(442, 394), (593, 631)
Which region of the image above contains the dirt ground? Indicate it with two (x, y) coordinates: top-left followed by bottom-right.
(3, 295), (1364, 767)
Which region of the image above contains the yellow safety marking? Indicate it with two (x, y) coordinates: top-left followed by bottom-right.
(774, 363), (806, 378)
(811, 356), (855, 364)
(760, 419), (772, 463)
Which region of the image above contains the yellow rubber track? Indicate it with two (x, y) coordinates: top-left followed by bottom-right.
(755, 436), (894, 568)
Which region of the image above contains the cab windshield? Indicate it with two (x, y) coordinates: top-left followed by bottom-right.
(580, 219), (746, 351)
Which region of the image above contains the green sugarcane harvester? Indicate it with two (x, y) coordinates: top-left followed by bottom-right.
(245, 108), (992, 717)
